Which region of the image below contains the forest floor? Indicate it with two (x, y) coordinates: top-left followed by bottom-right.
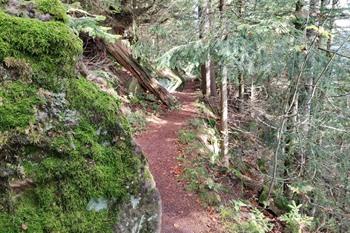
(135, 81), (222, 233)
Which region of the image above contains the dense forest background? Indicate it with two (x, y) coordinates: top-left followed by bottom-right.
(128, 0), (350, 232)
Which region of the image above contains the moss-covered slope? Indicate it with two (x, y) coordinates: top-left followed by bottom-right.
(0, 9), (157, 233)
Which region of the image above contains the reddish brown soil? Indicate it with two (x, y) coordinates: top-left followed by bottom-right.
(135, 81), (221, 233)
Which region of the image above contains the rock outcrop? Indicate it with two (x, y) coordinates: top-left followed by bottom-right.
(0, 2), (160, 232)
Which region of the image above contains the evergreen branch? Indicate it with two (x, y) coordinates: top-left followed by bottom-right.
(318, 47), (350, 59)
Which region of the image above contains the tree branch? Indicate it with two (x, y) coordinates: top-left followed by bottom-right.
(318, 47), (350, 59)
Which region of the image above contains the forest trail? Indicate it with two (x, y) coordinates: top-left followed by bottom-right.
(135, 81), (220, 233)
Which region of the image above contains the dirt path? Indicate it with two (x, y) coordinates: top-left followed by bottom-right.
(135, 81), (219, 233)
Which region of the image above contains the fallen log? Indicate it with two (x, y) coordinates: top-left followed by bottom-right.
(157, 68), (183, 93)
(105, 41), (175, 107)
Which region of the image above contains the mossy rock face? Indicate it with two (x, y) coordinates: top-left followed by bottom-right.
(0, 81), (41, 131)
(35, 0), (68, 22)
(4, 0), (67, 22)
(0, 11), (82, 91)
(0, 11), (160, 233)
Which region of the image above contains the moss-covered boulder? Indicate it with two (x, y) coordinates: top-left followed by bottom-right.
(0, 11), (160, 233)
(4, 0), (67, 22)
(0, 10), (81, 91)
(35, 0), (68, 21)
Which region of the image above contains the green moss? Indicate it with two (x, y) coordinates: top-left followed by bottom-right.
(35, 0), (68, 22)
(9, 113), (142, 232)
(14, 145), (140, 232)
(0, 11), (143, 232)
(0, 81), (41, 131)
(4, 57), (33, 79)
(67, 77), (120, 115)
(0, 11), (82, 91)
(0, 203), (114, 233)
(0, 11), (81, 64)
(67, 78), (131, 130)
(0, 78), (140, 233)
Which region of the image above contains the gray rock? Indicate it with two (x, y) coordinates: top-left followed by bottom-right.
(38, 13), (52, 21)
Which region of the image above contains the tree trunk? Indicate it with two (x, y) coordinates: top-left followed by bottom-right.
(307, 0), (320, 39)
(318, 0), (328, 48)
(219, 0), (229, 167)
(283, 92), (299, 196)
(205, 59), (211, 97)
(304, 0), (320, 133)
(106, 41), (175, 107)
(237, 0), (245, 111)
(198, 2), (208, 96)
(294, 0), (305, 30)
(281, 0), (306, 196)
(327, 0), (338, 53)
(250, 76), (256, 118)
(131, 0), (138, 44)
(238, 0), (244, 17)
(200, 64), (207, 95)
(238, 72), (245, 111)
(210, 62), (217, 96)
(221, 66), (229, 167)
(204, 0), (215, 97)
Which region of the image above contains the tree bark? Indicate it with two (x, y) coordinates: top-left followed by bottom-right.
(281, 0), (306, 196)
(200, 64), (207, 95)
(283, 92), (299, 197)
(198, 2), (207, 96)
(204, 0), (215, 97)
(221, 66), (229, 167)
(219, 0), (229, 167)
(210, 62), (217, 96)
(238, 0), (244, 17)
(317, 0), (329, 48)
(106, 41), (175, 107)
(237, 0), (245, 111)
(238, 72), (245, 111)
(305, 0), (320, 134)
(205, 59), (211, 97)
(307, 0), (320, 39)
(131, 0), (138, 44)
(327, 0), (338, 53)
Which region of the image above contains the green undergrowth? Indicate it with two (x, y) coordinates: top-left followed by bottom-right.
(192, 103), (315, 232)
(177, 118), (224, 206)
(179, 116), (277, 231)
(178, 129), (196, 144)
(220, 200), (273, 233)
(129, 93), (162, 113)
(126, 110), (148, 134)
(126, 93), (166, 135)
(280, 201), (314, 233)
